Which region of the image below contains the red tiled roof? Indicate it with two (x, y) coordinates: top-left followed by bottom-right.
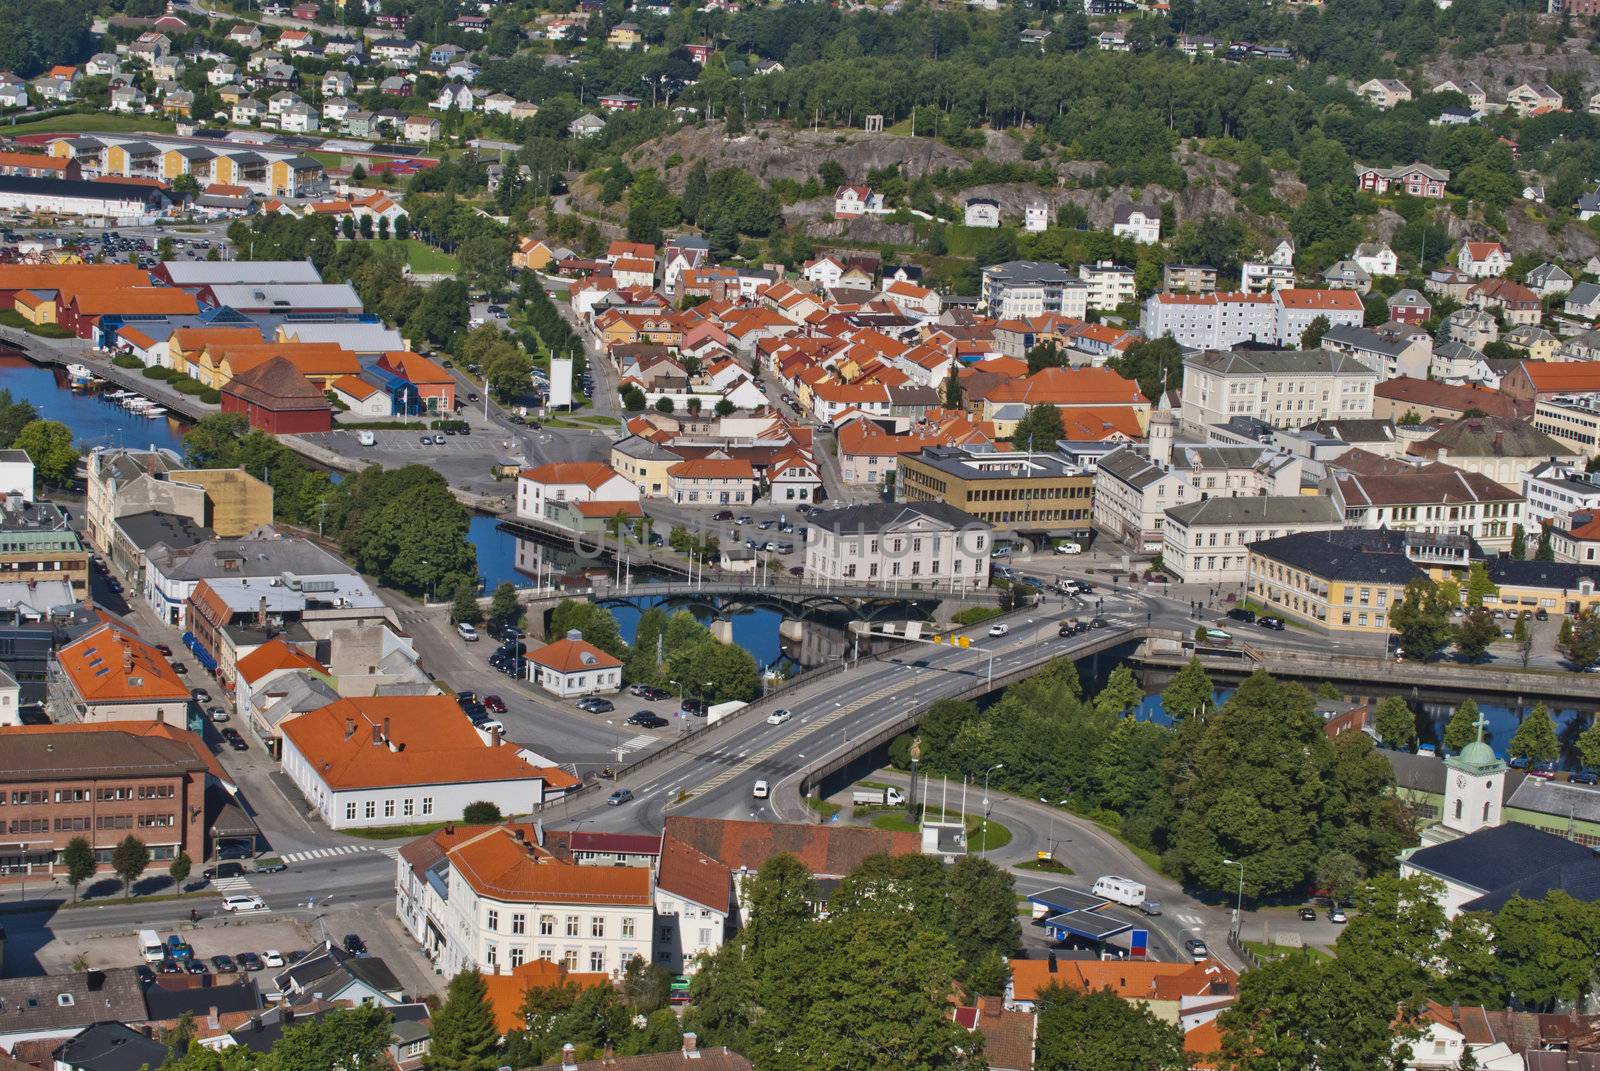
(662, 815), (920, 877)
(526, 636), (623, 673)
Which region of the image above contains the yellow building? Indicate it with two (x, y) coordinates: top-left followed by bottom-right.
(897, 447), (1093, 538)
(171, 468), (274, 537)
(610, 436), (682, 498)
(512, 238), (556, 272)
(14, 289), (58, 325)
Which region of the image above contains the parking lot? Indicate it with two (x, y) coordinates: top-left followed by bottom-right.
(33, 917), (314, 975)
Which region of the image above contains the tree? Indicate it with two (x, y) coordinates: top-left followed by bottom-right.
(462, 801), (502, 824)
(1508, 702), (1559, 764)
(488, 582), (520, 627)
(1492, 892), (1600, 1010)
(0, 389), (38, 448)
(1315, 851), (1363, 907)
(548, 600), (627, 660)
(426, 970), (501, 1071)
(1300, 314), (1331, 349)
(1463, 562), (1497, 607)
(1514, 617), (1533, 669)
(1391, 577), (1454, 661)
(1558, 611), (1600, 668)
(1581, 715), (1600, 772)
(169, 850), (192, 889)
(1108, 336), (1183, 402)
(183, 413), (250, 467)
(267, 1005), (395, 1071)
(1510, 524), (1527, 560)
(654, 396), (675, 414)
(1373, 696), (1416, 751)
(1160, 657), (1213, 719)
(944, 367), (962, 409)
(944, 856), (1021, 972)
(1094, 664), (1143, 719)
(1535, 525), (1555, 562)
(1453, 609), (1499, 662)
(13, 419), (78, 488)
(450, 582), (482, 624)
(111, 835), (150, 897)
(1011, 404), (1064, 451)
(1443, 699), (1482, 754)
(817, 160), (846, 190)
(715, 398), (735, 416)
(619, 955), (672, 1013)
(1034, 984), (1185, 1071)
(62, 836), (96, 902)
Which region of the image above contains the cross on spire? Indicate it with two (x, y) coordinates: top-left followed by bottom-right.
(1475, 710), (1489, 745)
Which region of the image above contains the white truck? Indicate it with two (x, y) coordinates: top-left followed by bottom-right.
(852, 786), (905, 807)
(1092, 875), (1148, 907)
(138, 929), (164, 964)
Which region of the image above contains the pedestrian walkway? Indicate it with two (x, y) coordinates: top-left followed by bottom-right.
(211, 875), (256, 895)
(278, 844), (401, 865)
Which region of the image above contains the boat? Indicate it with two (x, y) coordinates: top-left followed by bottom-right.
(142, 406), (166, 418)
(66, 363), (93, 387)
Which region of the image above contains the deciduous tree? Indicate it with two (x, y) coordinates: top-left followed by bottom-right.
(1508, 701), (1559, 764)
(1373, 696), (1417, 751)
(111, 835), (149, 897)
(1443, 699), (1482, 753)
(62, 836), (95, 902)
(1035, 984), (1185, 1071)
(1392, 577), (1454, 661)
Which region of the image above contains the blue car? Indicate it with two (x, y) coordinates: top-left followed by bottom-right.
(1569, 768), (1599, 786)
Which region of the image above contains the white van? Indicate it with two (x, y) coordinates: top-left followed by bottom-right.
(1091, 875), (1147, 907)
(139, 929), (164, 964)
(357, 430), (376, 447)
(456, 622), (478, 642)
(752, 780), (770, 799)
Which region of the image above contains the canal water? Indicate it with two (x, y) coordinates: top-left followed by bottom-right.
(4, 350), (802, 669)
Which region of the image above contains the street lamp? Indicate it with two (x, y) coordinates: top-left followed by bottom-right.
(17, 841), (27, 905)
(1222, 857), (1245, 936)
(980, 764), (1003, 859)
(1039, 798), (1069, 861)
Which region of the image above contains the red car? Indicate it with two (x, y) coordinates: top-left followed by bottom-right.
(483, 695), (507, 714)
(156, 644), (173, 656)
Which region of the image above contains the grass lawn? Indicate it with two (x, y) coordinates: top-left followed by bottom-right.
(806, 797), (841, 820)
(344, 821), (449, 841)
(1015, 858), (1075, 875)
(1, 113), (175, 137)
(394, 238), (458, 274)
(868, 811), (1012, 852)
(1244, 939), (1333, 963)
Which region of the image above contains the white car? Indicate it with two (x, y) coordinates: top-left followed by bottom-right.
(1054, 542), (1082, 555)
(456, 622), (478, 642)
(752, 780), (770, 799)
(222, 894), (266, 912)
(261, 950), (285, 968)
(988, 623), (1009, 637)
(765, 709), (792, 726)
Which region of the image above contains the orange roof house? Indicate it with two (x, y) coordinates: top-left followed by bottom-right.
(278, 697), (577, 828)
(526, 632), (625, 698)
(481, 959), (611, 1034)
(1008, 958), (1237, 1022)
(54, 620), (191, 722)
(981, 366), (1148, 410)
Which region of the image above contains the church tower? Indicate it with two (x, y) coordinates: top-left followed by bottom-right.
(1442, 710), (1506, 836)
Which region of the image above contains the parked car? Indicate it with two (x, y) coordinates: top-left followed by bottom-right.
(221, 728), (248, 751)
(1054, 542), (1082, 554)
(712, 510), (734, 521)
(209, 707), (229, 722)
(236, 952), (264, 972)
(210, 954), (237, 973)
(576, 697), (614, 713)
(1139, 900), (1161, 916)
(342, 934), (367, 957)
(204, 862), (244, 881)
(483, 695), (507, 714)
(1225, 608), (1256, 624)
(1328, 906), (1348, 923)
(456, 622), (479, 642)
(1570, 768), (1600, 786)
(607, 788), (634, 806)
(155, 644), (173, 656)
(1257, 616), (1286, 631)
(261, 950), (285, 968)
(170, 661), (189, 675)
(223, 894), (267, 913)
(680, 699), (706, 717)
(627, 712), (668, 729)
(1298, 906), (1317, 922)
(191, 688), (211, 703)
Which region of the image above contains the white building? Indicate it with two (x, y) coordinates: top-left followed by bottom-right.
(1457, 241), (1511, 278)
(1023, 202), (1049, 233)
(515, 462), (639, 527)
(1077, 261), (1136, 311)
(1521, 459), (1600, 529)
(1112, 203), (1161, 244)
(963, 198), (1000, 228)
(0, 449), (34, 497)
(980, 260), (1088, 319)
(653, 836), (731, 972)
(1352, 242), (1398, 277)
(279, 696), (576, 831)
(1162, 495), (1345, 584)
(395, 822), (655, 979)
(1179, 348), (1380, 430)
(1143, 288), (1364, 350)
(805, 500), (991, 591)
(525, 631), (623, 699)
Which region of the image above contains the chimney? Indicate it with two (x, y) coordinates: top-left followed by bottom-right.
(371, 724), (382, 746)
(491, 726), (501, 748)
(602, 1043), (615, 1065)
(444, 822), (454, 835)
(122, 637), (133, 673)
(682, 1032), (700, 1059)
(513, 827), (524, 843)
(208, 1006), (220, 1031)
(257, 595), (268, 629)
(561, 1043), (578, 1071)
(382, 717), (390, 739)
(1047, 952), (1057, 974)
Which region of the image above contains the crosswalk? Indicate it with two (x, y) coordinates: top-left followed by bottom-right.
(278, 844), (402, 865)
(211, 875), (255, 895)
(1173, 913), (1204, 927)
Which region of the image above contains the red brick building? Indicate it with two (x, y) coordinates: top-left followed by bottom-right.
(0, 721), (221, 880)
(220, 356), (333, 434)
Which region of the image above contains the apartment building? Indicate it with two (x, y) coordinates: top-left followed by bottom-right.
(804, 500), (991, 591)
(979, 261), (1088, 320)
(1142, 288), (1363, 349)
(1522, 460), (1600, 529)
(898, 447), (1094, 540)
(1246, 529), (1468, 634)
(1334, 466), (1523, 552)
(0, 496), (89, 598)
(1161, 495), (1345, 585)
(1533, 394), (1600, 456)
(1079, 261), (1137, 310)
(1179, 349), (1379, 430)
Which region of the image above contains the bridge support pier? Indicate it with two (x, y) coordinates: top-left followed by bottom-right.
(710, 618), (735, 646)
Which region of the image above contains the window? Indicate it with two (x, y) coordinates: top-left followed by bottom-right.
(421, 797), (433, 816)
(487, 909), (499, 931)
(364, 800), (376, 819)
(384, 799), (395, 818)
(512, 913), (526, 935)
(563, 950), (578, 969)
(540, 915), (555, 936)
(510, 947), (525, 968)
(403, 798), (414, 817)
(621, 917), (635, 938)
(486, 945), (497, 966)
(590, 950), (605, 972)
(591, 917), (605, 938)
(566, 915), (579, 937)
(345, 802), (357, 821)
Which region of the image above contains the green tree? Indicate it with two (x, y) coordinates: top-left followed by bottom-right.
(944, 856), (1021, 973)
(461, 801), (502, 824)
(450, 582), (482, 624)
(1492, 892), (1600, 1010)
(619, 955), (672, 1013)
(0, 389), (39, 448)
(169, 850), (192, 889)
(62, 836), (96, 902)
(1453, 608), (1499, 662)
(266, 1005), (395, 1071)
(488, 583), (520, 627)
(13, 419), (78, 488)
(1034, 984), (1185, 1071)
(1508, 701), (1559, 764)
(1011, 403), (1064, 451)
(1314, 851), (1364, 907)
(1372, 696), (1416, 751)
(1300, 314), (1331, 349)
(1108, 336), (1183, 401)
(1391, 577), (1454, 661)
(1463, 562), (1498, 607)
(549, 600), (628, 660)
(1160, 657), (1213, 719)
(1094, 664), (1143, 719)
(425, 970), (501, 1071)
(944, 367), (962, 409)
(1535, 525), (1555, 561)
(111, 835), (150, 897)
(1510, 524), (1527, 559)
(1437, 913), (1503, 1005)
(1558, 611), (1600, 668)
(1442, 699), (1482, 753)
(1514, 616), (1532, 668)
(1579, 715), (1600, 771)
